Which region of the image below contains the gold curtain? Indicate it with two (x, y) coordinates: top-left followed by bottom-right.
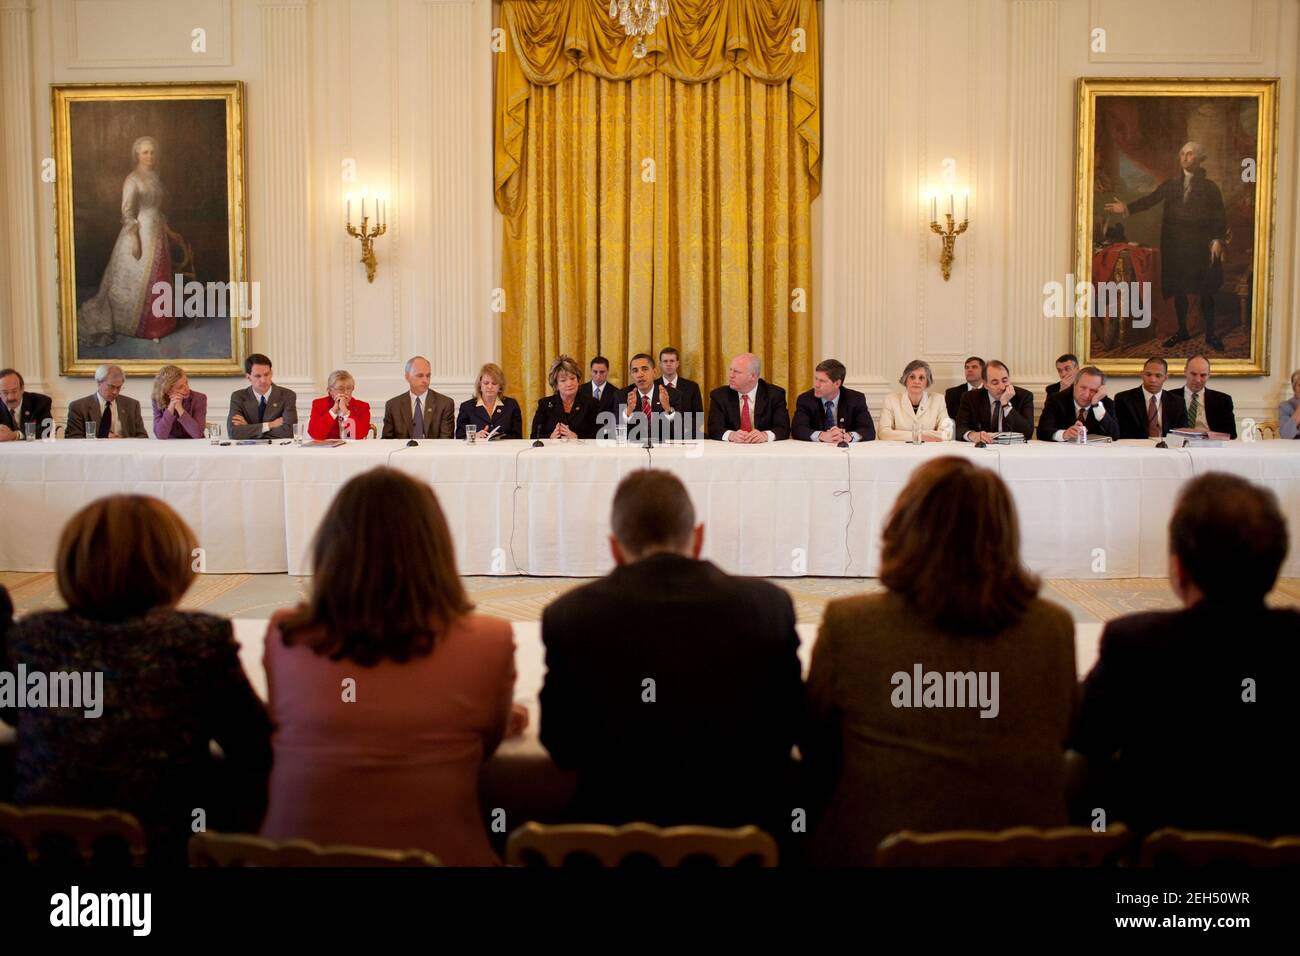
(496, 0), (820, 414)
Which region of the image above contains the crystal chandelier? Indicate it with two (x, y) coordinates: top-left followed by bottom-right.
(609, 0), (669, 59)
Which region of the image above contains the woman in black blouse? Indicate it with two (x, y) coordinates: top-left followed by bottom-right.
(530, 354), (599, 440)
(455, 362), (523, 440)
(1, 496), (271, 864)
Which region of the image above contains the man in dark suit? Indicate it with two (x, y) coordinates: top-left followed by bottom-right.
(623, 353), (679, 442)
(227, 353), (298, 440)
(1036, 365), (1120, 441)
(655, 347), (704, 438)
(706, 353), (790, 441)
(578, 355), (620, 421)
(1181, 354), (1236, 438)
(1044, 353), (1078, 402)
(540, 470), (803, 837)
(1072, 473), (1300, 837)
(0, 368), (53, 441)
(792, 359), (875, 443)
(1114, 356), (1189, 440)
(944, 356), (985, 421)
(1105, 142), (1227, 350)
(957, 359), (1034, 441)
(382, 355), (454, 439)
(65, 364), (149, 439)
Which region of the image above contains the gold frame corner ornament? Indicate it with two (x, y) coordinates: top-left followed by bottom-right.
(1072, 77), (1278, 377)
(51, 80), (249, 377)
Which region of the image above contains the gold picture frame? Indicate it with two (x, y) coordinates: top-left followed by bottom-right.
(1073, 77), (1277, 377)
(52, 82), (249, 376)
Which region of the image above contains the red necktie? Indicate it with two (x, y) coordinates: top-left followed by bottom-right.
(741, 394), (752, 431)
(642, 396), (651, 419)
(1147, 395), (1160, 437)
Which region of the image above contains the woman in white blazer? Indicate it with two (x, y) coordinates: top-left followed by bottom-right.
(879, 360), (953, 441)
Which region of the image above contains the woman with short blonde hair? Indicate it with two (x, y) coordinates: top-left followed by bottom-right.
(151, 364), (207, 439)
(457, 362), (522, 440)
(1279, 368), (1300, 439)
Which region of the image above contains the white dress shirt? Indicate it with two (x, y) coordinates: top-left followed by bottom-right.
(963, 388), (1015, 442)
(721, 384), (773, 442)
(251, 385), (274, 433)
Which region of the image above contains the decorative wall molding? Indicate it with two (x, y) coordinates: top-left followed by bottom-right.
(1088, 0), (1266, 64)
(259, 0), (314, 384)
(64, 0), (233, 69)
(0, 0), (46, 391)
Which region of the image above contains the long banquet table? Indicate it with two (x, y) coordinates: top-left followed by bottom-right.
(2, 437), (1298, 579)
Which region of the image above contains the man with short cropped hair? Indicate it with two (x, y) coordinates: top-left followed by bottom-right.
(1181, 354), (1236, 438)
(957, 360), (1034, 442)
(1114, 356), (1187, 439)
(1072, 473), (1300, 836)
(1045, 353), (1078, 400)
(539, 470), (802, 837)
(944, 356), (985, 421)
(228, 353), (298, 439)
(66, 364), (148, 439)
(382, 355), (454, 439)
(655, 347), (704, 419)
(706, 353), (790, 441)
(792, 359), (875, 442)
(578, 355), (620, 419)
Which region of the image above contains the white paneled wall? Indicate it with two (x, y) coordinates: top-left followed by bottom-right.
(0, 0), (1297, 425)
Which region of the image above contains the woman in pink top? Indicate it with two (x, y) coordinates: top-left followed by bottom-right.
(260, 467), (515, 865)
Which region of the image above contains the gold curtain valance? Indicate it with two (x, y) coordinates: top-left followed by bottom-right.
(495, 0), (821, 215)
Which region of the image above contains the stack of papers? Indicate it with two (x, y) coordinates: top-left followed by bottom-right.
(992, 432), (1026, 444)
(1167, 429), (1230, 447)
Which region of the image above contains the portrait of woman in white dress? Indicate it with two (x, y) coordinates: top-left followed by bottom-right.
(77, 136), (185, 347)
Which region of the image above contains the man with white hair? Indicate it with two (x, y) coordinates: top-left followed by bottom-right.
(381, 355), (454, 439)
(705, 353), (790, 442)
(65, 364), (148, 438)
(1104, 140), (1227, 352)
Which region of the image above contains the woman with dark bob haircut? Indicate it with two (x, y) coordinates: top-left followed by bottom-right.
(260, 467), (517, 864)
(802, 457), (1077, 865)
(2, 496), (271, 863)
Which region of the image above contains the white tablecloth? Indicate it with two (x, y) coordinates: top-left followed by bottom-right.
(2, 438), (1298, 578)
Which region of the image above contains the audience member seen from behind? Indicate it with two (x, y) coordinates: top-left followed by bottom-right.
(1, 496), (271, 863)
(803, 457), (1076, 865)
(1071, 472), (1299, 837)
(260, 467), (518, 865)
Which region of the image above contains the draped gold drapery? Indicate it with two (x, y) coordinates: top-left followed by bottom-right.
(495, 0), (820, 416)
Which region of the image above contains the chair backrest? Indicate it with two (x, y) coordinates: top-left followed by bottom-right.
(1140, 829), (1300, 867)
(875, 824), (1133, 867)
(505, 822), (778, 867)
(188, 831), (441, 867)
(1253, 419), (1278, 440)
(368, 422), (378, 439)
(0, 802), (147, 866)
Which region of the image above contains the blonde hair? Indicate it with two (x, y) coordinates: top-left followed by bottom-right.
(152, 365), (186, 408)
(474, 363), (507, 401)
(326, 369), (355, 393)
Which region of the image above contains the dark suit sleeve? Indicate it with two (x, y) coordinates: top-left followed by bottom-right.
(1114, 392), (1142, 440)
(1094, 399), (1121, 438)
(945, 386), (962, 422)
(707, 390), (728, 440)
(955, 391), (979, 440)
(530, 398), (549, 440)
(792, 394), (816, 441)
(1124, 179), (1172, 216)
(538, 604), (585, 769)
(1218, 393), (1237, 440)
(227, 391), (260, 440)
(504, 399), (523, 439)
(454, 400), (472, 440)
(65, 400), (87, 439)
(267, 390), (297, 439)
(855, 396), (876, 442)
(1037, 395), (1063, 441)
(436, 396), (455, 439)
(1163, 393), (1188, 434)
(1007, 390), (1034, 440)
(381, 398), (398, 439)
(769, 388), (791, 441)
(1069, 620), (1133, 760)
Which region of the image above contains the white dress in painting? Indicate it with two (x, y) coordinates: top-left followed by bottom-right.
(78, 167), (177, 347)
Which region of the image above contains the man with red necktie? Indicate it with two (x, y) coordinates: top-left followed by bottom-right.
(706, 353), (791, 442)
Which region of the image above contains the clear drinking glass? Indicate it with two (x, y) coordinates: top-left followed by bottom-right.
(207, 422), (222, 444)
(23, 422), (36, 441)
(293, 422), (304, 445)
(84, 429), (97, 440)
(465, 424), (478, 445)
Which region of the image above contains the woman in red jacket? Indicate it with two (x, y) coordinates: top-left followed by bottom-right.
(307, 369), (370, 440)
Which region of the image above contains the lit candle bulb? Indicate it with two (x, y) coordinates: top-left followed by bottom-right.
(963, 191), (969, 221)
(345, 192), (352, 227)
(948, 193), (954, 217)
(361, 188), (368, 222)
(930, 195), (937, 223)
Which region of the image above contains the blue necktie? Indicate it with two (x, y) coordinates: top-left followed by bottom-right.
(257, 395), (267, 423)
(823, 400), (835, 430)
(412, 397), (425, 439)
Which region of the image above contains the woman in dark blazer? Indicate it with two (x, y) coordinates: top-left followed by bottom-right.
(455, 362), (523, 440)
(530, 354), (599, 440)
(803, 457), (1077, 866)
(1, 496), (271, 864)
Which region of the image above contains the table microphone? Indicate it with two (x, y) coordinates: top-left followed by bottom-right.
(532, 439), (544, 448)
(406, 439), (418, 447)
